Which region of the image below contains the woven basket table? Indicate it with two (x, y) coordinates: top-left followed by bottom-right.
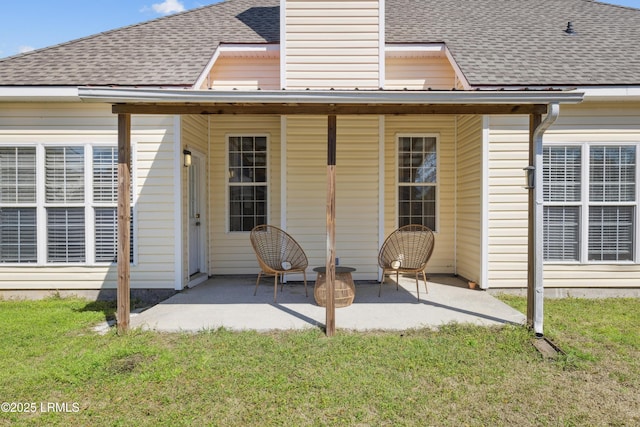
(313, 266), (356, 308)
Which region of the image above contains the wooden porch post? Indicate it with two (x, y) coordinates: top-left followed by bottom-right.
(527, 114), (541, 332)
(326, 115), (337, 336)
(117, 113), (131, 335)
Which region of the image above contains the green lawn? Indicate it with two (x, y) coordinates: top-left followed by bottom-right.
(0, 296), (638, 426)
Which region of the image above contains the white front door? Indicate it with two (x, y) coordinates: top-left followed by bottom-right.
(188, 155), (202, 277)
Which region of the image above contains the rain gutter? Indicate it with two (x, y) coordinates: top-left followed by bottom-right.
(0, 86), (80, 102)
(78, 87), (584, 105)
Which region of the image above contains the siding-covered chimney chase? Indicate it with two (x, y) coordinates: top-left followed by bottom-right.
(282, 0), (383, 90)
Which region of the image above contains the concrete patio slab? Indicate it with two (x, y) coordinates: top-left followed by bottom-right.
(130, 275), (526, 333)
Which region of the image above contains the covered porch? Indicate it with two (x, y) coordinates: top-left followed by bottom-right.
(129, 275), (525, 332)
(79, 87), (584, 336)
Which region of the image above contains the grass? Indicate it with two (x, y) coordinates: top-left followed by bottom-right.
(0, 296), (638, 426)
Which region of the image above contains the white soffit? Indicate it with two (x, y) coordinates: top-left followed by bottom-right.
(193, 44), (280, 89)
(385, 44), (446, 58)
(385, 44), (471, 90)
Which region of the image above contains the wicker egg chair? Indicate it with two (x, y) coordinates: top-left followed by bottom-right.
(250, 225), (308, 302)
(378, 224), (435, 299)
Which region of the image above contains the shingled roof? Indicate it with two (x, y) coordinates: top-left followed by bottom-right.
(0, 0), (639, 87)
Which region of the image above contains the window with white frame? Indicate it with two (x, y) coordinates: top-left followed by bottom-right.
(398, 135), (438, 230)
(0, 147), (37, 263)
(0, 144), (133, 265)
(543, 144), (637, 263)
(228, 136), (267, 232)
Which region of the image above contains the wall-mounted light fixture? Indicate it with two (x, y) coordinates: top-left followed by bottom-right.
(183, 149), (192, 167)
(523, 165), (535, 189)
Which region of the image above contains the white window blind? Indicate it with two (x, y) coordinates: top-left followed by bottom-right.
(588, 146), (636, 261)
(542, 146), (581, 261)
(588, 207), (634, 261)
(95, 207), (117, 262)
(544, 144), (637, 263)
(543, 146), (581, 203)
(93, 147), (134, 263)
(47, 208), (85, 263)
(0, 147), (37, 203)
(1, 144), (134, 265)
(0, 147), (37, 263)
(45, 147), (84, 203)
(543, 206), (580, 261)
(589, 146), (636, 203)
(0, 208), (37, 263)
(93, 147), (117, 203)
(94, 207), (134, 263)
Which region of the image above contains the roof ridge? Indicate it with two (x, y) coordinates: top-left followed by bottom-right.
(0, 0), (229, 63)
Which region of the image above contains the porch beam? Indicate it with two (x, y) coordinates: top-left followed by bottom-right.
(117, 113), (131, 335)
(326, 115), (337, 337)
(113, 103), (548, 116)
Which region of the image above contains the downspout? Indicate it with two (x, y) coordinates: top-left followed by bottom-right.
(529, 102), (560, 336)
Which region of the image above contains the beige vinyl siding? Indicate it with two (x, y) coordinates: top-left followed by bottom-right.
(0, 103), (178, 290)
(208, 115), (281, 275)
(385, 56), (456, 90)
(285, 116), (380, 280)
(486, 114), (529, 288)
(284, 0), (381, 89)
(487, 102), (640, 288)
(384, 116), (456, 274)
(206, 56), (280, 90)
(129, 114), (178, 290)
(181, 115), (209, 282)
(455, 115), (483, 284)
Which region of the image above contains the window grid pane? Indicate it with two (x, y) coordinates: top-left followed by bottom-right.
(398, 186), (436, 229)
(0, 147), (37, 203)
(398, 137), (437, 184)
(94, 207), (135, 263)
(46, 147), (85, 203)
(590, 146), (636, 203)
(588, 206), (634, 261)
(543, 206), (579, 261)
(93, 147), (117, 203)
(229, 185), (267, 232)
(47, 207), (85, 263)
(0, 208), (37, 263)
(543, 146), (581, 202)
(229, 136), (267, 184)
(95, 207), (117, 262)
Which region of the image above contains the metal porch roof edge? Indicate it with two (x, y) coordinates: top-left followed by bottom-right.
(78, 87), (584, 105)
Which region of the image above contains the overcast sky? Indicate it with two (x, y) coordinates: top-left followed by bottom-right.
(1, 0), (639, 59)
